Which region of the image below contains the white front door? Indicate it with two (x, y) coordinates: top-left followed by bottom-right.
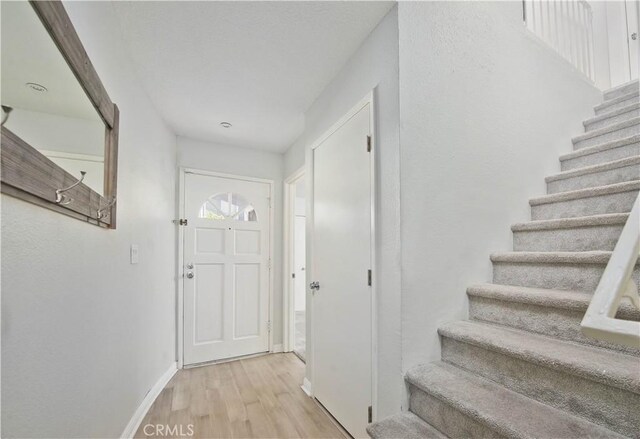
(312, 102), (372, 438)
(183, 172), (271, 365)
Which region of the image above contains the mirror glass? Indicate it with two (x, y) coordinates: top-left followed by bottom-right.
(1, 1), (105, 195)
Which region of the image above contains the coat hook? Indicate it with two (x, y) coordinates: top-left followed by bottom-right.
(1, 105), (13, 126)
(97, 196), (117, 219)
(55, 171), (86, 204)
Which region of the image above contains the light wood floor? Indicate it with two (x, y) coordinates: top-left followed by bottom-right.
(135, 353), (345, 439)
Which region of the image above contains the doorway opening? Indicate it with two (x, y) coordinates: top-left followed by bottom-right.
(285, 168), (306, 361)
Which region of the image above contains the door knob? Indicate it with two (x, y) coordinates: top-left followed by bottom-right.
(186, 262), (194, 269)
(186, 272), (194, 279)
(632, 32), (638, 41)
(309, 281), (320, 291)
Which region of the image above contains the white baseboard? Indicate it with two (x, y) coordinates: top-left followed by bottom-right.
(301, 377), (312, 396)
(271, 343), (284, 353)
(121, 362), (178, 439)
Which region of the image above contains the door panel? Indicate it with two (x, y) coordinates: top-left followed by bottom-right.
(312, 103), (372, 438)
(194, 264), (224, 343)
(184, 173), (270, 365)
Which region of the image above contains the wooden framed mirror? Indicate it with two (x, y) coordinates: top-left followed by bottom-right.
(1, 0), (119, 228)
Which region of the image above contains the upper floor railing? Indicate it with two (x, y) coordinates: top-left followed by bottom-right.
(581, 194), (640, 348)
(524, 0), (595, 82)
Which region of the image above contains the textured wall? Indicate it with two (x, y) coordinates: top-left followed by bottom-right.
(1, 2), (178, 437)
(398, 1), (601, 374)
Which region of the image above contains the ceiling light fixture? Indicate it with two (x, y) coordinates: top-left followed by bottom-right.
(25, 82), (48, 93)
(220, 122), (232, 128)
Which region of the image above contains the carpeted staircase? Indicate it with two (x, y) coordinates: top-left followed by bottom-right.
(368, 80), (640, 438)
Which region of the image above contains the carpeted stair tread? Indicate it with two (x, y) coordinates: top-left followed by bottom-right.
(511, 212), (629, 231)
(405, 362), (625, 439)
(467, 283), (640, 320)
(437, 320), (640, 393)
(366, 412), (446, 439)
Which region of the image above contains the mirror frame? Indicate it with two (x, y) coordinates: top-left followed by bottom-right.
(1, 0), (119, 229)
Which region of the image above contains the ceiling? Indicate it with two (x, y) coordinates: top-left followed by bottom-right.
(112, 1), (394, 152)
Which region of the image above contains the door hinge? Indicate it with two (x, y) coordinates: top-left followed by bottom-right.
(368, 405), (372, 423)
(366, 135), (372, 152)
(292, 273), (296, 279)
(173, 219), (188, 226)
(267, 320), (272, 332)
(268, 259), (272, 269)
(368, 269), (372, 286)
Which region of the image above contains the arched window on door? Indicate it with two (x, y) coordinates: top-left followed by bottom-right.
(198, 192), (257, 221)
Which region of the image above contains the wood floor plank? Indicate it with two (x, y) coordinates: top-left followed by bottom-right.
(135, 353), (344, 439)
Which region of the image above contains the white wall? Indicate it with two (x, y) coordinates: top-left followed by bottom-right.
(283, 6), (401, 418)
(177, 136), (285, 346)
(1, 1), (177, 437)
(398, 1), (601, 375)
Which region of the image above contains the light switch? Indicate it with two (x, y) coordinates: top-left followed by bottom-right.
(130, 244), (139, 264)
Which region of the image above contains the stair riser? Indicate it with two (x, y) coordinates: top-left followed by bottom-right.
(441, 338), (640, 438)
(468, 296), (639, 355)
(531, 189), (638, 220)
(547, 163), (640, 194)
(586, 107), (640, 132)
(492, 261), (640, 292)
(561, 141), (640, 171)
(573, 122), (640, 150)
(513, 224), (623, 251)
(604, 83), (639, 101)
(408, 385), (505, 439)
(595, 95), (639, 115)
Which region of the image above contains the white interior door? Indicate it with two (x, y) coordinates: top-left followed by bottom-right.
(626, 0), (639, 80)
(312, 103), (372, 438)
(183, 172), (271, 365)
(607, 0), (640, 85)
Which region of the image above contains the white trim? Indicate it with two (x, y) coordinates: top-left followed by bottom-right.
(176, 169), (185, 369)
(307, 90), (378, 423)
(39, 149), (104, 163)
(271, 343), (284, 353)
(120, 362), (178, 439)
(283, 166), (305, 353)
(301, 377), (313, 397)
(176, 167), (275, 367)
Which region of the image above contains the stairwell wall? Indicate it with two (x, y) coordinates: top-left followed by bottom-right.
(1, 1), (177, 437)
(398, 1), (601, 377)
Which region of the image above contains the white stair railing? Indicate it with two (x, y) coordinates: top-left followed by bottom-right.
(581, 194), (640, 348)
(524, 0), (595, 82)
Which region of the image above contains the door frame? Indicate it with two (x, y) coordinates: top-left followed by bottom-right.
(306, 90), (378, 422)
(176, 167), (275, 368)
(283, 166), (305, 353)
